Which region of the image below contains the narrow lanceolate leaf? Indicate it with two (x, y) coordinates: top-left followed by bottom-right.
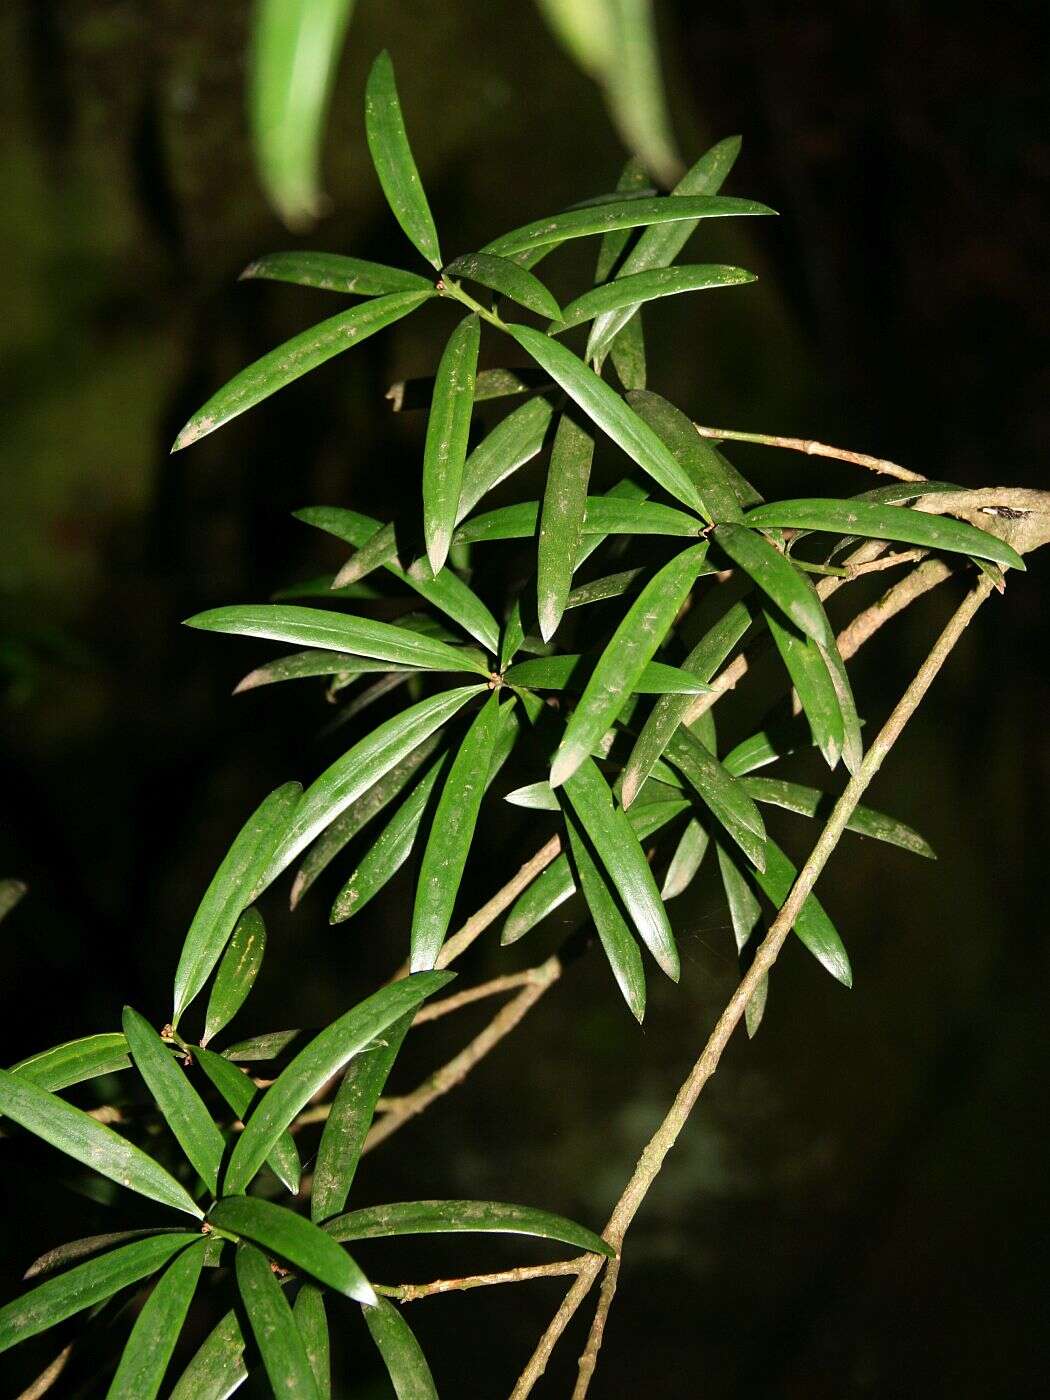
(482, 194), (773, 261)
(741, 778), (935, 857)
(195, 1048), (301, 1195)
(211, 1197), (374, 1304)
(291, 735), (442, 908)
(312, 1012), (412, 1222)
(202, 909), (266, 1047)
(608, 307), (647, 390)
(626, 390), (744, 524)
(587, 135), (743, 364)
(455, 495), (703, 544)
(594, 158), (650, 282)
(222, 1029), (302, 1063)
(172, 292), (430, 450)
(445, 253), (561, 319)
(294, 1286), (331, 1400)
(555, 265), (754, 332)
(234, 649), (383, 693)
(507, 326), (705, 514)
(123, 1008), (224, 1196)
(537, 412), (594, 641)
(818, 635), (864, 776)
(365, 51), (441, 267)
(25, 1230), (185, 1281)
(0, 878), (26, 922)
(330, 756), (448, 923)
(716, 844), (768, 1038)
(248, 0), (355, 228)
(621, 597), (751, 807)
(562, 760), (679, 980)
(9, 1033), (130, 1096)
(551, 543), (709, 788)
(713, 522), (830, 642)
(753, 839), (852, 987)
(224, 972), (452, 1194)
(565, 809), (646, 1021)
(665, 729), (767, 871)
(235, 1244), (320, 1400)
(505, 654), (712, 695)
(106, 1238), (207, 1399)
(765, 610), (844, 771)
(185, 604), (488, 676)
(325, 1199), (615, 1255)
(423, 313), (480, 572)
(458, 395), (555, 520)
(0, 1233), (199, 1355)
(363, 1297), (437, 1400)
(0, 1069), (202, 1217)
(743, 499), (1026, 572)
(662, 819), (710, 899)
(411, 694), (502, 970)
(501, 797), (685, 945)
(172, 783), (300, 1029)
(168, 1309), (247, 1400)
(240, 251), (432, 296)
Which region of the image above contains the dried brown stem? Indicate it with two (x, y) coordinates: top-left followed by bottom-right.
(412, 967), (556, 1025)
(510, 575), (995, 1399)
(379, 1257), (586, 1304)
(694, 423), (926, 483)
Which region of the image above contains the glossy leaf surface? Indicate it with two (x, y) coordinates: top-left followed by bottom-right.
(626, 389), (744, 524)
(555, 264), (754, 331)
(195, 1048), (301, 1194)
(363, 1297), (437, 1400)
(364, 52), (441, 267)
(211, 1197), (374, 1303)
(106, 1238), (207, 1399)
(713, 523), (830, 642)
(203, 908), (267, 1047)
(325, 1199), (613, 1255)
(240, 251), (431, 295)
(423, 313), (480, 572)
(565, 808), (646, 1021)
(168, 1309), (247, 1400)
(537, 412), (594, 641)
(235, 1244), (320, 1399)
(445, 252), (561, 318)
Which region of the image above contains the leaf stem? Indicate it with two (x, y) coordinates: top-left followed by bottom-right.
(439, 276), (508, 332)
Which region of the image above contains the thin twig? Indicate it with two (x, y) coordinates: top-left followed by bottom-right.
(412, 968), (558, 1024)
(377, 1257), (586, 1303)
(694, 424), (926, 483)
(362, 956), (562, 1154)
(510, 575), (995, 1399)
(572, 1256), (621, 1399)
(835, 559), (953, 663)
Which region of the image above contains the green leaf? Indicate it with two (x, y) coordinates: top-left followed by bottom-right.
(290, 734), (442, 909)
(411, 694), (503, 970)
(665, 728), (766, 870)
(330, 756), (448, 924)
(593, 158), (650, 282)
(168, 1309), (247, 1400)
(0, 1233), (199, 1354)
(172, 292), (430, 451)
(422, 313), (480, 572)
(294, 1285), (331, 1400)
(389, 365), (550, 411)
(621, 597), (751, 807)
(363, 1296), (437, 1400)
(0, 1069), (203, 1217)
(722, 713), (816, 777)
(765, 610), (845, 771)
(24, 1229), (185, 1280)
(662, 819), (710, 900)
(106, 1237), (207, 1399)
(507, 326), (706, 514)
(224, 972), (452, 1194)
(626, 389), (745, 524)
(248, 0), (355, 228)
(550, 543), (709, 787)
(240, 251), (431, 295)
(565, 567), (644, 610)
(555, 264), (754, 332)
(445, 252), (561, 319)
(235, 1244), (320, 1399)
(8, 1032), (130, 1096)
(212, 1198), (374, 1303)
(326, 1198), (613, 1255)
(608, 308), (647, 390)
(194, 1048), (301, 1194)
(537, 412), (594, 641)
(123, 1007), (224, 1196)
(455, 495), (703, 544)
(172, 782), (301, 1030)
(482, 193), (773, 261)
(311, 1011), (412, 1223)
(564, 809), (646, 1021)
(504, 781), (560, 811)
(818, 635), (864, 777)
(185, 604), (488, 676)
(234, 649), (393, 693)
(202, 909), (266, 1047)
(365, 52), (441, 267)
(741, 777), (935, 858)
(752, 838), (852, 987)
(0, 878), (26, 923)
(586, 134), (743, 362)
(715, 844), (768, 1038)
(743, 498), (1026, 572)
(713, 522), (830, 642)
(223, 1029), (302, 1062)
(458, 395), (556, 520)
(505, 654), (711, 695)
(562, 760), (678, 980)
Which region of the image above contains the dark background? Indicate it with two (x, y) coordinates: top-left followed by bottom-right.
(1, 2), (1046, 1395)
